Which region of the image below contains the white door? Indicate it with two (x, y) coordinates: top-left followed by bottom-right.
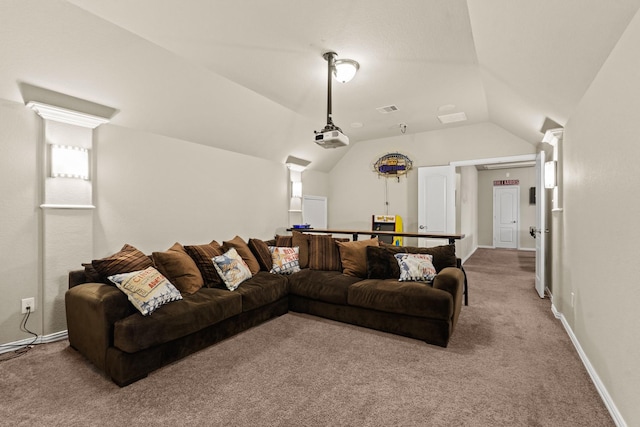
(418, 166), (456, 247)
(535, 152), (546, 298)
(493, 186), (519, 249)
(302, 195), (327, 229)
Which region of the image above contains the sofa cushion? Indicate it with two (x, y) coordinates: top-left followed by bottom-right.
(223, 236), (260, 275)
(212, 248), (252, 291)
(107, 267), (183, 316)
(92, 244), (153, 280)
(348, 279), (453, 320)
(337, 237), (379, 278)
(288, 269), (362, 305)
(184, 241), (224, 288)
(153, 243), (204, 294)
(113, 288), (242, 353)
(234, 271), (289, 312)
(366, 244), (457, 279)
(248, 238), (273, 272)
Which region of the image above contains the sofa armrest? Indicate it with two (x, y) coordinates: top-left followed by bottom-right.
(432, 267), (465, 330)
(65, 283), (135, 371)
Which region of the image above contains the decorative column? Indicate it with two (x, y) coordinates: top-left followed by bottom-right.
(28, 102), (109, 336)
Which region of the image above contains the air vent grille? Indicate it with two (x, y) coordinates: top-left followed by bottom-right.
(376, 105), (399, 114)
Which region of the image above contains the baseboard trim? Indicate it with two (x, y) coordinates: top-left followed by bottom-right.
(0, 330), (68, 355)
(551, 304), (626, 427)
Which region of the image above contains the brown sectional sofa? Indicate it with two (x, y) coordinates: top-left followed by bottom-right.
(65, 234), (465, 386)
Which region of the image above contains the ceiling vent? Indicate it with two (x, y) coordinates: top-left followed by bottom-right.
(376, 105), (399, 114)
(437, 112), (467, 124)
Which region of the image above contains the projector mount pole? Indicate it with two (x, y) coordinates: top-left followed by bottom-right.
(322, 51), (341, 133)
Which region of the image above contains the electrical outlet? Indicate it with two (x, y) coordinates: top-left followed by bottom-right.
(21, 297), (35, 314)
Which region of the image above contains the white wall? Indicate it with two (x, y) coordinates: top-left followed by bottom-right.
(0, 100), (41, 344)
(560, 9), (640, 425)
(94, 124), (289, 256)
(328, 122), (535, 252)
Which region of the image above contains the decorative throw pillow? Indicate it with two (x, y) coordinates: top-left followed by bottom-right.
(222, 236), (260, 275)
(212, 248), (252, 291)
(152, 243), (204, 294)
(308, 234), (343, 271)
(269, 246), (301, 275)
(108, 267), (183, 316)
(248, 238), (273, 271)
(394, 253), (437, 282)
(291, 231), (311, 269)
(184, 240), (224, 288)
(92, 244), (153, 280)
(337, 237), (379, 278)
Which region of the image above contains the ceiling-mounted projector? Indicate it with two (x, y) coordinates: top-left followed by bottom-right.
(314, 51), (355, 149)
(314, 127), (349, 148)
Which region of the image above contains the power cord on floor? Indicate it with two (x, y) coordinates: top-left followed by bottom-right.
(0, 307), (38, 362)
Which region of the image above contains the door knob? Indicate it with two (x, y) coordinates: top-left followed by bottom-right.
(419, 225), (426, 230)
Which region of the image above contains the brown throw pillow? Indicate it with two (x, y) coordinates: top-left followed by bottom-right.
(337, 237), (379, 278)
(184, 240), (224, 288)
(92, 244), (153, 280)
(223, 236), (260, 275)
(308, 235), (342, 271)
(292, 231), (311, 269)
(248, 238), (273, 271)
(275, 235), (293, 247)
(153, 243), (204, 294)
(366, 246), (399, 279)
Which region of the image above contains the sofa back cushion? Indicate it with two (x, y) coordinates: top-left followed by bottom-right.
(366, 244), (457, 279)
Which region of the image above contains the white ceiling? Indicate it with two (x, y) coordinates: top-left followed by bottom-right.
(2, 1), (639, 171)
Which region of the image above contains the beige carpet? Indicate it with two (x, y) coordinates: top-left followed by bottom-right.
(0, 248), (613, 426)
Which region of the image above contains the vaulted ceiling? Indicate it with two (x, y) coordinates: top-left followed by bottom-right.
(2, 1), (639, 171)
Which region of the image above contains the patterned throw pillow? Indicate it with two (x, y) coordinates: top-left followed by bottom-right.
(108, 267), (183, 316)
(308, 235), (343, 271)
(394, 253), (437, 282)
(268, 246), (301, 275)
(92, 244), (153, 280)
(222, 236), (260, 275)
(184, 241), (224, 288)
(212, 248), (252, 291)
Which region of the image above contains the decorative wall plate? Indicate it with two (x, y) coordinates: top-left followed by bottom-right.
(373, 152), (413, 178)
